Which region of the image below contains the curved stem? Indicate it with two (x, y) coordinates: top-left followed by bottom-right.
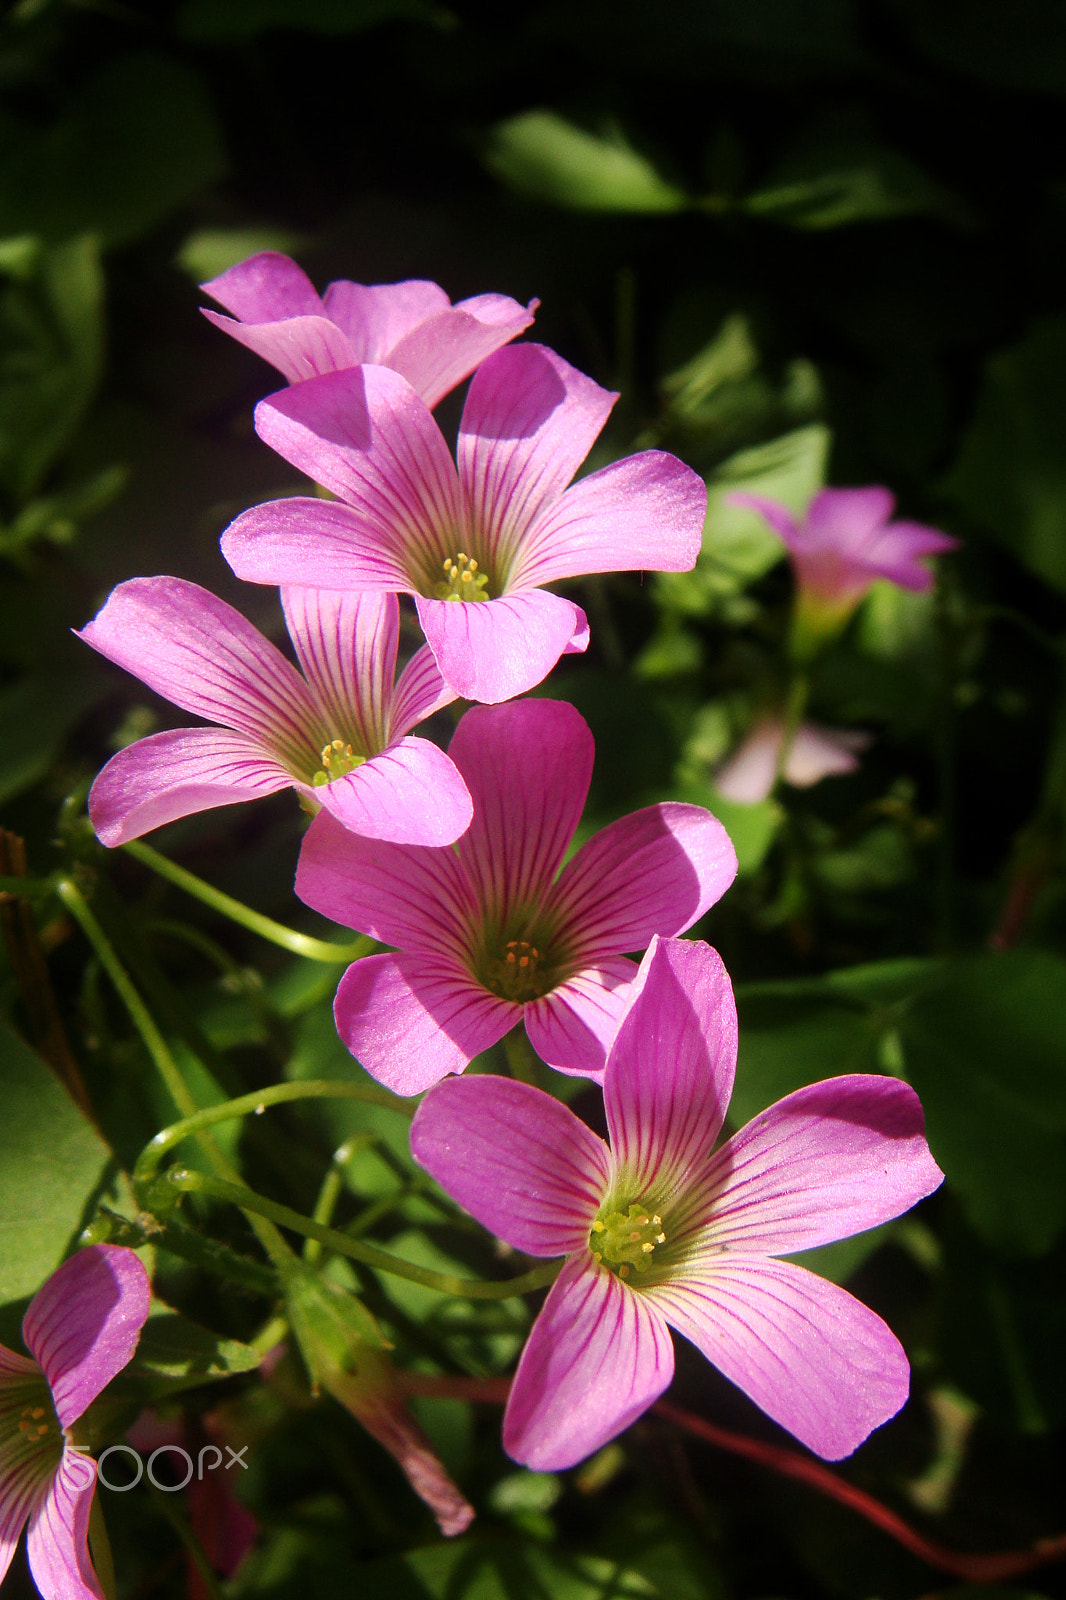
(124, 839), (372, 964)
(163, 1167), (561, 1301)
(133, 1079), (413, 1188)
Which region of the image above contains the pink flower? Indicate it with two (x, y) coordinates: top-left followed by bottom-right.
(0, 1246), (150, 1600)
(728, 487), (957, 639)
(295, 699), (737, 1092)
(220, 344), (707, 703)
(78, 580), (472, 848)
(411, 936), (944, 1470)
(714, 718), (872, 804)
(201, 251), (537, 409)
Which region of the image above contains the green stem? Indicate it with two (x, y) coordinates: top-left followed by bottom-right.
(133, 1080), (412, 1188)
(145, 1483), (226, 1600)
(305, 1137), (361, 1264)
(124, 839), (372, 964)
(774, 670), (810, 788)
(164, 1167), (561, 1301)
(502, 1027), (542, 1086)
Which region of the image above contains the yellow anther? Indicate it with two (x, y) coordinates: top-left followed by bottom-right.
(591, 1220), (605, 1233)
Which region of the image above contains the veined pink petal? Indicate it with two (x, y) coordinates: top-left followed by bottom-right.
(725, 493), (802, 549)
(321, 279), (451, 359)
(222, 497), (410, 591)
(449, 700), (593, 918)
(411, 1074), (610, 1255)
(23, 1246), (150, 1428)
(516, 451), (707, 587)
(333, 953), (516, 1094)
(295, 811), (472, 954)
(804, 486), (896, 551)
(0, 1454), (48, 1591)
(646, 1258), (910, 1460)
(503, 1254), (674, 1470)
(604, 938), (738, 1198)
(25, 1447), (102, 1600)
(457, 344), (617, 578)
(314, 738), (473, 847)
(523, 958), (637, 1081)
(281, 587), (397, 752)
(389, 645), (456, 739)
(386, 295), (538, 411)
(252, 368), (462, 572)
(200, 311), (359, 386)
(201, 252), (322, 320)
(550, 803), (737, 960)
(77, 578), (318, 757)
(88, 729), (294, 848)
(691, 1076), (943, 1258)
(414, 588), (588, 703)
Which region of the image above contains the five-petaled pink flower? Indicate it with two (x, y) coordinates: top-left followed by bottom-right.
(201, 251), (537, 409)
(411, 936), (944, 1470)
(220, 343), (708, 703)
(78, 580), (472, 848)
(0, 1245), (150, 1600)
(728, 487), (957, 643)
(295, 699), (737, 1092)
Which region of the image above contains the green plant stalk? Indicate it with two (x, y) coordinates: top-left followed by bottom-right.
(124, 839), (371, 963)
(163, 1167), (561, 1301)
(774, 668), (810, 787)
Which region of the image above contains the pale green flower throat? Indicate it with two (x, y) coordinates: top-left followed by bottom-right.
(591, 1203), (667, 1280)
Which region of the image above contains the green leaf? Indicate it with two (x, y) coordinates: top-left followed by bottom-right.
(943, 316), (1066, 593)
(731, 995), (880, 1125)
(177, 0), (448, 41)
(129, 1309), (262, 1396)
(483, 112), (686, 214)
(0, 1018), (113, 1315)
(0, 670), (104, 805)
(358, 1536), (670, 1600)
(743, 141), (957, 229)
(176, 227), (310, 283)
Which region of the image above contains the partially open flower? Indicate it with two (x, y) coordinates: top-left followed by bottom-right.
(714, 717), (872, 805)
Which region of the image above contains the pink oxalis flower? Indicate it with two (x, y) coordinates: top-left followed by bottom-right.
(295, 699), (737, 1092)
(78, 580), (471, 848)
(714, 718), (872, 805)
(412, 936), (944, 1470)
(221, 343), (707, 702)
(0, 1245), (150, 1600)
(727, 486), (958, 645)
(201, 251), (537, 409)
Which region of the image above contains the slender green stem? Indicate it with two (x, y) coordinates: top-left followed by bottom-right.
(0, 872), (56, 899)
(774, 669), (810, 788)
(145, 1484), (226, 1600)
(305, 1137), (362, 1264)
(502, 1027), (541, 1085)
(124, 839), (372, 964)
(164, 1167), (561, 1300)
(133, 1080), (413, 1188)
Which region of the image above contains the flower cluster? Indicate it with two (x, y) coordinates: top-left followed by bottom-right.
(72, 254), (952, 1534)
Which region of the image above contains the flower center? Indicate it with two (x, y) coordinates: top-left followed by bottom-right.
(0, 1375), (63, 1475)
(590, 1203), (667, 1280)
(482, 939), (549, 1002)
(433, 553), (490, 602)
(312, 739), (366, 787)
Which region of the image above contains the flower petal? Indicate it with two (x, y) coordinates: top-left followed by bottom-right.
(457, 344), (616, 575)
(449, 700), (593, 918)
(252, 367), (462, 572)
(321, 279), (450, 360)
(200, 310), (359, 385)
(550, 803), (737, 959)
(646, 1258), (910, 1460)
(0, 1453), (45, 1591)
(604, 937), (737, 1198)
(222, 497), (410, 591)
(804, 487), (895, 550)
(411, 1074), (610, 1255)
(503, 1253), (674, 1470)
(524, 958), (637, 1081)
(389, 645), (456, 739)
(516, 451), (706, 587)
(724, 493), (801, 548)
(333, 953), (515, 1094)
(414, 588), (588, 703)
(295, 810), (471, 954)
(315, 737), (473, 847)
(25, 1446), (102, 1600)
(281, 587), (397, 751)
(23, 1246), (150, 1428)
(77, 577), (318, 758)
(694, 1075), (944, 1257)
(201, 252), (322, 321)
(386, 294), (538, 410)
(88, 729), (294, 848)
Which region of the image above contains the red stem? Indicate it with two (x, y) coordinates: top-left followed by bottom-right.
(398, 1374), (1066, 1582)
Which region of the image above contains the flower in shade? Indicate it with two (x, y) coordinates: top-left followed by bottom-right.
(295, 699), (737, 1092)
(220, 343), (707, 703)
(714, 717), (872, 805)
(201, 251), (537, 409)
(412, 936), (944, 1470)
(0, 1245), (150, 1600)
(78, 579), (471, 848)
(727, 487), (958, 650)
